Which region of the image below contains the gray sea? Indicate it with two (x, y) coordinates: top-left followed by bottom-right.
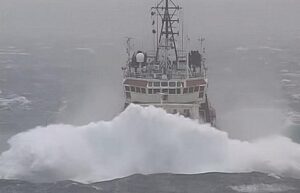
(0, 0), (300, 152)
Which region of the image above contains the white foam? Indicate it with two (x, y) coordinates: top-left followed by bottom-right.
(0, 105), (300, 182)
(230, 184), (295, 193)
(74, 48), (95, 54)
(280, 69), (289, 73)
(258, 46), (283, 52)
(268, 173), (281, 179)
(292, 94), (300, 100)
(281, 79), (291, 83)
(282, 72), (300, 77)
(0, 95), (31, 109)
(236, 47), (249, 51)
(0, 52), (30, 56)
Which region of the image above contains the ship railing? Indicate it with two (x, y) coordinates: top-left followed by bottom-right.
(125, 71), (204, 80)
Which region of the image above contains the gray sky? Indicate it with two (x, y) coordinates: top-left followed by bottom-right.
(0, 0), (299, 40)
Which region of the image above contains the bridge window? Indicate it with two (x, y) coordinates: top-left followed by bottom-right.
(199, 92), (204, 98)
(161, 82), (168, 87)
(130, 86), (136, 92)
(125, 92), (131, 99)
(183, 88), (188, 94)
(194, 86), (199, 92)
(169, 89), (176, 94)
(136, 87), (141, 93)
(169, 82), (176, 87)
(141, 88), (146, 93)
(177, 82), (182, 87)
(154, 82), (160, 87)
(200, 86), (205, 92)
(183, 109), (190, 117)
(148, 89), (153, 94)
(177, 89), (181, 94)
(125, 86), (130, 91)
(148, 82), (153, 87)
(154, 89), (161, 94)
(189, 87), (194, 93)
(199, 110), (205, 120)
(162, 95), (168, 101)
(162, 89), (168, 93)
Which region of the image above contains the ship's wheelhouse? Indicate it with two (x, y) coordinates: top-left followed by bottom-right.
(123, 77), (211, 122)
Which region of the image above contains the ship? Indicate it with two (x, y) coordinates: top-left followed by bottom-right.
(122, 0), (216, 126)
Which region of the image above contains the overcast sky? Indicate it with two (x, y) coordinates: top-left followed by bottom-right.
(0, 0), (299, 41)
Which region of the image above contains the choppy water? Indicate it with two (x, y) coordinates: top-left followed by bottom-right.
(0, 38), (125, 152)
(0, 35), (300, 153)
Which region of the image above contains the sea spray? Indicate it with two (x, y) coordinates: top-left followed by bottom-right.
(0, 105), (300, 182)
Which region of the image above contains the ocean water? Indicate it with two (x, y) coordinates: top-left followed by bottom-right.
(0, 37), (124, 144)
(0, 0), (300, 182)
(0, 36), (299, 149)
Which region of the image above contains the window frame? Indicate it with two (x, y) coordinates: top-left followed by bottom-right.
(169, 89), (176, 94)
(169, 82), (176, 87)
(161, 82), (168, 87)
(199, 92), (204, 98)
(153, 89), (161, 94)
(200, 86), (205, 92)
(125, 92), (131, 99)
(162, 89), (168, 94)
(130, 86), (136, 92)
(183, 88), (188, 94)
(153, 82), (160, 87)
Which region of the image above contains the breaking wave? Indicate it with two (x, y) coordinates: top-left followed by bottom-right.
(0, 95), (31, 110)
(0, 105), (300, 182)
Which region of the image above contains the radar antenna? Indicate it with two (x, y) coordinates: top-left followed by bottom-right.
(152, 0), (181, 70)
(125, 37), (134, 64)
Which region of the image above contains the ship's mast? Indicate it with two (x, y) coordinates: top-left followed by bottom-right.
(152, 0), (181, 70)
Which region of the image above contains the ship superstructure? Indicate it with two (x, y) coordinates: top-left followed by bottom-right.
(122, 0), (216, 125)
